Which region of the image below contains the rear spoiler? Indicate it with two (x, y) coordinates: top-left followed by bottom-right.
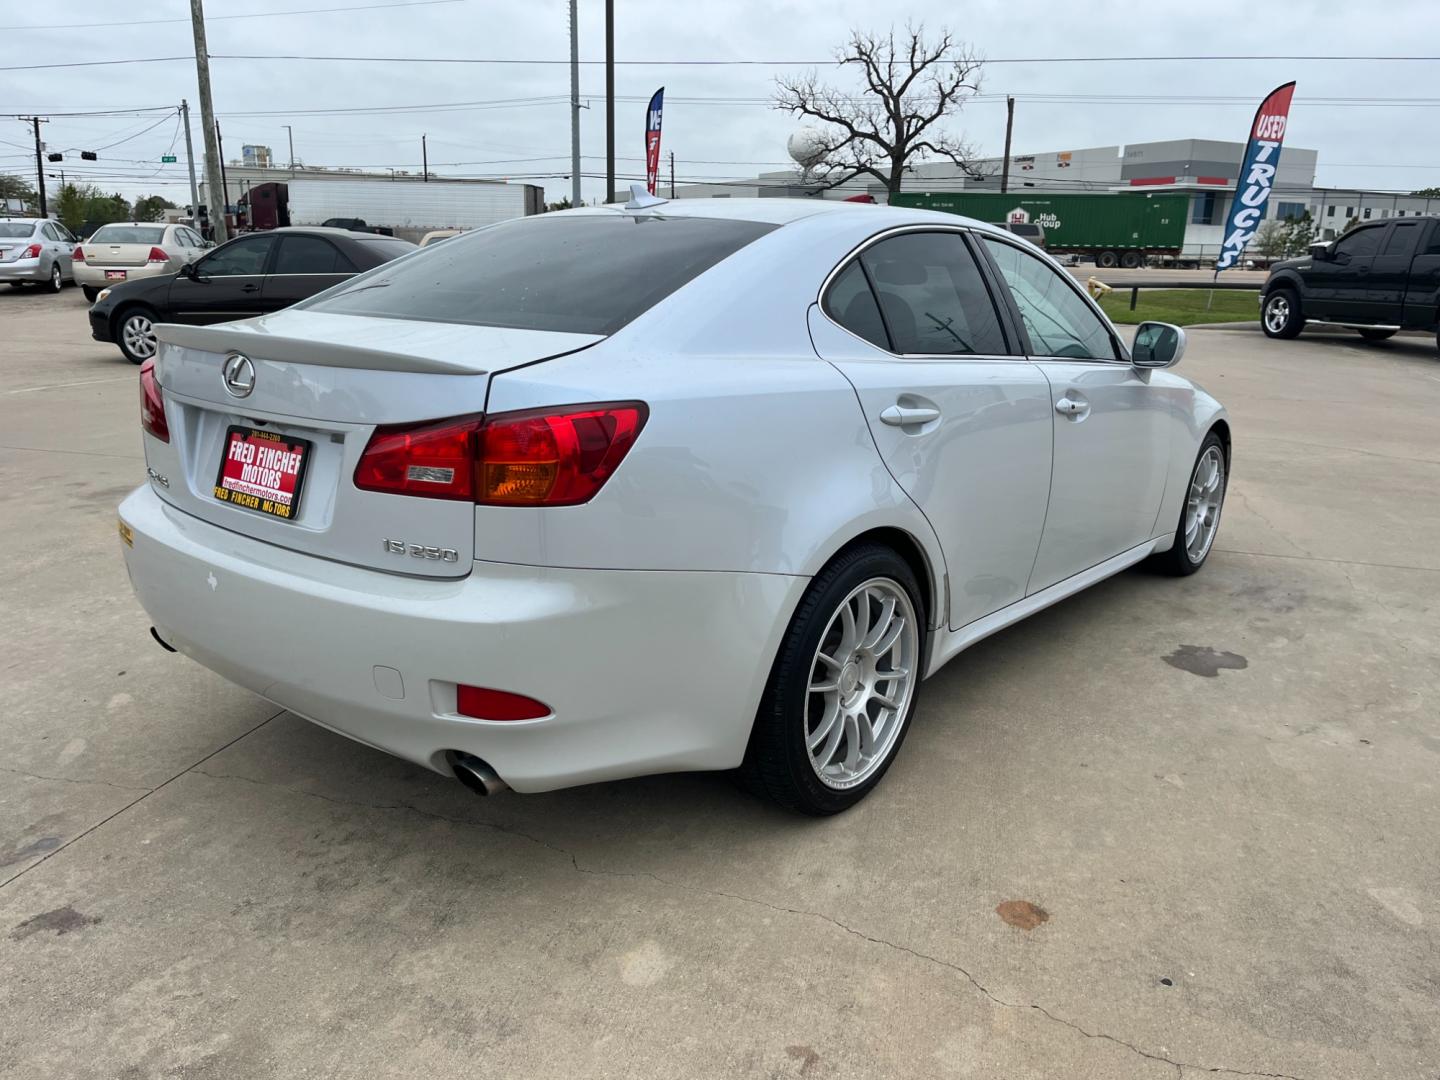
(155, 322), (485, 376)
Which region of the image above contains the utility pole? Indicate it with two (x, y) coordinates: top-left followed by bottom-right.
(1000, 96), (1015, 195)
(189, 0), (227, 242)
(28, 117), (48, 217)
(422, 133), (428, 181)
(181, 100), (201, 224)
(669, 151), (675, 199)
(568, 0), (581, 208)
(605, 0), (615, 203)
(283, 124), (294, 169)
(215, 121), (231, 230)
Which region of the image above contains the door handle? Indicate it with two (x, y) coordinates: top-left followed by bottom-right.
(880, 404), (941, 426)
(1055, 397), (1089, 417)
(241, 283), (260, 293)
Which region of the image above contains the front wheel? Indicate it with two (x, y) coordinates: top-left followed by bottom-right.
(116, 307), (159, 365)
(742, 544), (924, 815)
(1261, 290), (1303, 338)
(1153, 433), (1227, 576)
(1357, 328), (1396, 342)
(82, 286), (100, 303)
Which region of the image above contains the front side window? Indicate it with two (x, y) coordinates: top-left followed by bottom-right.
(198, 235), (275, 276)
(1333, 226), (1383, 260)
(307, 215), (776, 334)
(841, 231), (1006, 355)
(983, 238), (1117, 360)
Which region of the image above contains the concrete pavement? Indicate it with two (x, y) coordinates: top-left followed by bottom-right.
(2, 285), (1438, 1079)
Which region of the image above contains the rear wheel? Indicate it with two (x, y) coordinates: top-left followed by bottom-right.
(1097, 250), (1119, 269)
(1120, 250), (1142, 269)
(1153, 432), (1227, 576)
(46, 262), (63, 293)
(1357, 328), (1396, 342)
(116, 307), (158, 365)
(1261, 289), (1303, 338)
(743, 544), (924, 815)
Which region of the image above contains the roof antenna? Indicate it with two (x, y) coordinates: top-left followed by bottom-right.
(625, 183), (667, 210)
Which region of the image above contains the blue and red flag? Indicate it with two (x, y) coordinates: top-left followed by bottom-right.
(1216, 81), (1297, 270)
(645, 87), (664, 195)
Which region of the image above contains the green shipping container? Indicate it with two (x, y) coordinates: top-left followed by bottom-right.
(890, 191), (1189, 257)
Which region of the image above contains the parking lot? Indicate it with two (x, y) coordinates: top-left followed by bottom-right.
(2, 285), (1438, 1079)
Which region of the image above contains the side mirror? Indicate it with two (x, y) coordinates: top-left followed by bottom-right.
(1308, 242), (1332, 261)
(1131, 322), (1186, 369)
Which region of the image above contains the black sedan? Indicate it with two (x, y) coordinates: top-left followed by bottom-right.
(89, 227), (417, 363)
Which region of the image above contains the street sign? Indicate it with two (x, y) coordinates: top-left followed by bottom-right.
(161, 155), (177, 163)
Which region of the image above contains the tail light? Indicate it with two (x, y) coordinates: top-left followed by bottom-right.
(72, 246), (84, 262)
(146, 247), (168, 264)
(21, 243), (41, 259)
(139, 359), (169, 442)
(354, 402), (647, 506)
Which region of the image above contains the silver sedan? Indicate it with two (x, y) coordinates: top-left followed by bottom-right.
(0, 217), (78, 292)
(118, 195), (1229, 815)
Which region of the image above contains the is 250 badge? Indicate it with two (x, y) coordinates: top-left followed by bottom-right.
(383, 538), (460, 563)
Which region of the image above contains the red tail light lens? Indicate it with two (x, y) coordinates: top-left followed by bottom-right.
(456, 685), (551, 721)
(72, 246), (84, 262)
(146, 246), (168, 264)
(353, 402), (647, 506)
(139, 359), (169, 442)
(21, 243), (41, 259)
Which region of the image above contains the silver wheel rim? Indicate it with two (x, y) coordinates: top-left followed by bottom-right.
(122, 314), (156, 359)
(50, 265), (61, 289)
(1264, 295), (1290, 333)
(805, 577), (919, 790)
(1185, 446), (1225, 563)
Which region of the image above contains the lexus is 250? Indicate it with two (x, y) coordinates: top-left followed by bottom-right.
(119, 193), (1229, 815)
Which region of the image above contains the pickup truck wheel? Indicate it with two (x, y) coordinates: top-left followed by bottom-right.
(1357, 328), (1396, 342)
(1261, 289), (1303, 339)
(1097, 250), (1119, 269)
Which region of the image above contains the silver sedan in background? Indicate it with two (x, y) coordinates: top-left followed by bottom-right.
(0, 217), (78, 292)
(118, 196), (1230, 815)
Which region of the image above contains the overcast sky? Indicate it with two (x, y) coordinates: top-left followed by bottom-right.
(6, 0), (1439, 208)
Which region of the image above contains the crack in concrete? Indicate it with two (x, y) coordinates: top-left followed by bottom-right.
(0, 765), (150, 794)
(190, 768), (1311, 1080)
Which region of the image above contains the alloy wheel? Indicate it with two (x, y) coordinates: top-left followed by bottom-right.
(1264, 295), (1291, 334)
(122, 314), (157, 360)
(805, 578), (919, 790)
(1185, 446), (1225, 563)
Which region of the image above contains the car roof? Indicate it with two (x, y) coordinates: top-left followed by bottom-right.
(0, 218), (44, 226)
(572, 196), (1010, 239)
(90, 221), (169, 228)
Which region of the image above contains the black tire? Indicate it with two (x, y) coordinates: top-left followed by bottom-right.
(1357, 328), (1396, 342)
(1120, 250), (1142, 269)
(46, 262), (63, 293)
(741, 543), (925, 815)
(82, 286), (100, 303)
(1260, 288), (1303, 339)
(114, 306), (159, 365)
(1152, 431), (1227, 577)
(1097, 250), (1119, 269)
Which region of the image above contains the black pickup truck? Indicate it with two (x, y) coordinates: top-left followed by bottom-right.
(1259, 215), (1440, 351)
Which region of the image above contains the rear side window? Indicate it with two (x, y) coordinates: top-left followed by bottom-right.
(274, 235), (356, 274)
(90, 225), (166, 245)
(308, 215), (778, 335)
(1381, 222), (1421, 257)
(831, 231), (1006, 355)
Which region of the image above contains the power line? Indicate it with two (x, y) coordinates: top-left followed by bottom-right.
(10, 0), (461, 31)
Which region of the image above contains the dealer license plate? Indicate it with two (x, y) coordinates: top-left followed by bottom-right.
(105, 270), (127, 280)
(213, 426), (313, 520)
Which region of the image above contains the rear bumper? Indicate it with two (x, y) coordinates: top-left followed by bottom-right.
(0, 258), (44, 283)
(74, 263), (170, 288)
(118, 485), (805, 792)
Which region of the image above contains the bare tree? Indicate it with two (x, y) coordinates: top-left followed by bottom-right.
(774, 26), (985, 196)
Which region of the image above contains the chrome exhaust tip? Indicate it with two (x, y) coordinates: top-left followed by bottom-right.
(449, 752), (509, 797)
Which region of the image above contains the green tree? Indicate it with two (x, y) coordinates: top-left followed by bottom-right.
(1254, 218), (1288, 258)
(545, 196), (574, 212)
(54, 184), (89, 232)
(1408, 186), (1440, 198)
(0, 172), (37, 208)
(1282, 211), (1314, 257)
(133, 194), (177, 222)
(52, 184), (131, 233)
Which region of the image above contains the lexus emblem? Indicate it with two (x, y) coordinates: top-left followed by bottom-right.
(222, 353), (256, 398)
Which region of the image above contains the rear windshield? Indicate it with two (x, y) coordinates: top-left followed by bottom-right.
(90, 225), (166, 245)
(306, 214), (778, 335)
(0, 223), (35, 238)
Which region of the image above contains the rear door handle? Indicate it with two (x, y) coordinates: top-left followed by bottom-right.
(880, 404), (941, 426)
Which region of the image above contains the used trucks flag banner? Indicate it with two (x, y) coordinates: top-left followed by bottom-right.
(645, 87), (665, 195)
(1216, 81), (1297, 270)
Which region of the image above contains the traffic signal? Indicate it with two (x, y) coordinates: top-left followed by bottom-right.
(80, 151), (97, 161)
(47, 152), (62, 162)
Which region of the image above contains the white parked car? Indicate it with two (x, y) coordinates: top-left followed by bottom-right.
(73, 222), (209, 301)
(0, 217), (78, 291)
(118, 195), (1230, 815)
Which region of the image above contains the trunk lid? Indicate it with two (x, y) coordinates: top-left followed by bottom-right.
(148, 311), (602, 578)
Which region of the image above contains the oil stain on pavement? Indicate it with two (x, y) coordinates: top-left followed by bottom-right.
(1163, 644), (1249, 677)
(9, 905), (101, 941)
